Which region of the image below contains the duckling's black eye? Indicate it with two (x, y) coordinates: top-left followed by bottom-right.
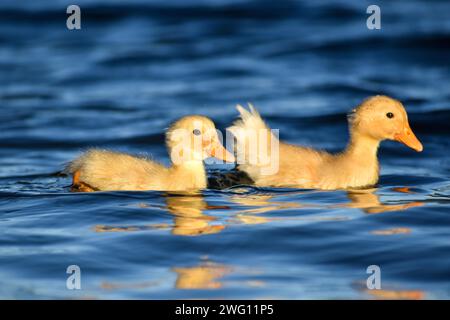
(193, 129), (201, 136)
(386, 112), (394, 119)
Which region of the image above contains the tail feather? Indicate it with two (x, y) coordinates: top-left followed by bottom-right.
(228, 103), (269, 135)
(228, 104), (279, 179)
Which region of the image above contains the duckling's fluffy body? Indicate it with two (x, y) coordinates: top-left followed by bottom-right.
(229, 95), (422, 190)
(67, 149), (207, 191)
(252, 141), (380, 190)
(66, 115), (233, 192)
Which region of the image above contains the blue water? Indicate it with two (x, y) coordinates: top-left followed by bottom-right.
(0, 0), (449, 299)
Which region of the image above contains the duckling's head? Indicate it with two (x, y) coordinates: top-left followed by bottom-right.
(348, 95), (423, 152)
(166, 115), (235, 165)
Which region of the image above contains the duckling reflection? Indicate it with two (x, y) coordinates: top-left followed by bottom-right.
(172, 259), (232, 289)
(364, 288), (424, 300)
(229, 193), (303, 224)
(165, 192), (226, 236)
(343, 188), (423, 214)
(227, 187), (423, 225)
(93, 192), (227, 236)
(353, 280), (424, 300)
(93, 187), (423, 235)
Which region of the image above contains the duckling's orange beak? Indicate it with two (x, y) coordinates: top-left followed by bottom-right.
(394, 122), (423, 152)
(209, 140), (235, 163)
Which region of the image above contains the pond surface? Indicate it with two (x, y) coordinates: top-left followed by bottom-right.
(0, 0), (449, 299)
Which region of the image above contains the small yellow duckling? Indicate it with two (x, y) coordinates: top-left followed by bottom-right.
(67, 115), (234, 192)
(228, 95), (423, 190)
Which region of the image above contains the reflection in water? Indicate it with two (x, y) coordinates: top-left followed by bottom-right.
(364, 288), (425, 300)
(343, 188), (423, 214)
(228, 187), (424, 225)
(230, 194), (302, 224)
(165, 193), (226, 236)
(94, 192), (227, 236)
(231, 194), (302, 213)
(371, 227), (411, 235)
(173, 260), (233, 289)
(89, 187), (425, 295)
(353, 281), (425, 300)
(93, 187), (423, 236)
(98, 259), (233, 291)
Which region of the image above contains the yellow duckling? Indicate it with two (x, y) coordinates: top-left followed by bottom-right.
(228, 95), (423, 190)
(67, 115), (235, 192)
